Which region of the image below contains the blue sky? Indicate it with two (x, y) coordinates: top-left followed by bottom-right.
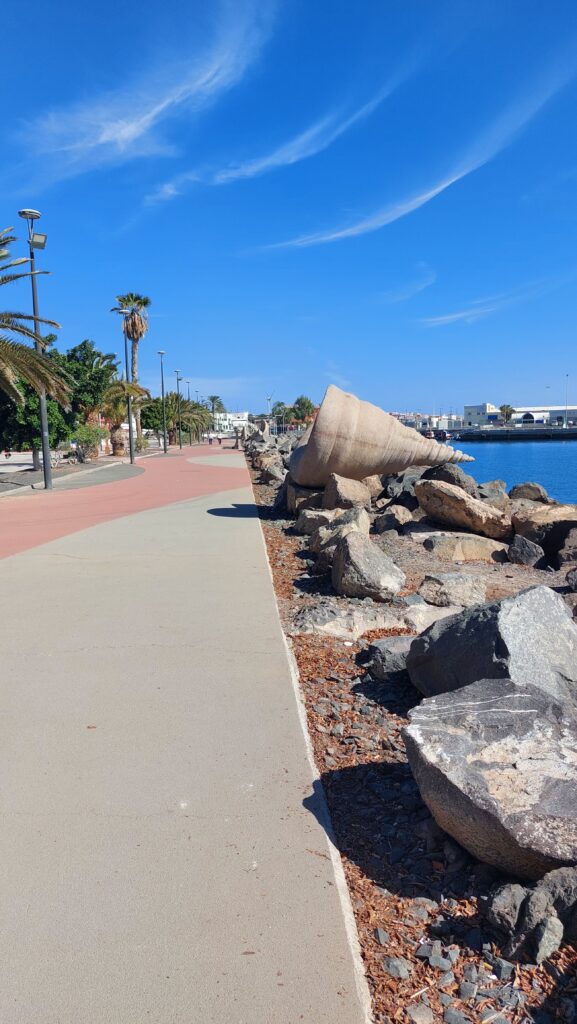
(3, 1), (577, 414)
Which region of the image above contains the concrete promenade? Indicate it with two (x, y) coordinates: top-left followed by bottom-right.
(0, 447), (369, 1023)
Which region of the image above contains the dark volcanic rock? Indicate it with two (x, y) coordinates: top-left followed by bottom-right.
(365, 635), (413, 681)
(508, 534), (547, 568)
(421, 463), (480, 497)
(381, 466), (425, 510)
(404, 678), (577, 879)
(485, 883), (528, 933)
(406, 586), (577, 702)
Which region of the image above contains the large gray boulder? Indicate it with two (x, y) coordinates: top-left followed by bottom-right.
(404, 678), (577, 879)
(478, 480), (509, 511)
(381, 467), (425, 510)
(406, 586), (577, 702)
(291, 599), (403, 640)
(509, 482), (551, 504)
(309, 507), (370, 553)
(421, 463), (480, 497)
(294, 508), (338, 536)
(557, 526), (577, 567)
(414, 479), (513, 541)
(332, 533), (405, 601)
(374, 504), (413, 533)
(418, 572), (486, 608)
(323, 473), (371, 510)
(512, 503), (577, 554)
(364, 635), (413, 681)
(286, 476), (323, 514)
(508, 534), (547, 568)
(421, 532), (509, 562)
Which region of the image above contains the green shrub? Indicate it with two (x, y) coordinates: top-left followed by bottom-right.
(74, 424), (109, 459)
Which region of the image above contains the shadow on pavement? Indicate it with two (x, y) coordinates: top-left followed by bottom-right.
(207, 503), (259, 518)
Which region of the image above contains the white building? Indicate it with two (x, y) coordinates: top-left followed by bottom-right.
(212, 411), (249, 433)
(463, 403), (500, 427)
(512, 405), (577, 425)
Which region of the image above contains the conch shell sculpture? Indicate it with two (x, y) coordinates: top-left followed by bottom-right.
(289, 385), (473, 488)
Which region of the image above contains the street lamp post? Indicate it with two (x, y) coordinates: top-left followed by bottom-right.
(184, 381), (194, 445)
(18, 209), (52, 489)
(110, 305), (135, 464)
(158, 350), (168, 453)
(565, 374), (569, 428)
(175, 371), (183, 449)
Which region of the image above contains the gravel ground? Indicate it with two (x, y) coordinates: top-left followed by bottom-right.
(251, 470), (577, 1024)
(0, 457), (124, 493)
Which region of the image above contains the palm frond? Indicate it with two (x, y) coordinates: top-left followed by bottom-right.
(0, 227), (67, 406)
(0, 336), (71, 405)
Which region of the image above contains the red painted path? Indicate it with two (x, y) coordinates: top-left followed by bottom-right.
(0, 446), (247, 560)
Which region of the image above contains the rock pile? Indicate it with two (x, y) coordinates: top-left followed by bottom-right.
(253, 435), (577, 963)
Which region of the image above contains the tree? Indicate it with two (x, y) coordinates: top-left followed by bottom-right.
(66, 340), (118, 425)
(292, 395), (316, 422)
(272, 401), (288, 418)
(113, 293), (151, 436)
(0, 380), (75, 452)
(140, 397), (164, 441)
(499, 404), (515, 423)
(150, 392), (212, 445)
(100, 380), (150, 456)
(0, 227), (70, 405)
(207, 395), (226, 415)
(74, 424), (109, 462)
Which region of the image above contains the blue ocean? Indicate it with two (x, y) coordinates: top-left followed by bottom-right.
(458, 441), (577, 504)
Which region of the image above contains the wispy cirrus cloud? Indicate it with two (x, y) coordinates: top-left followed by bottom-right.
(145, 64), (416, 205)
(379, 262), (437, 303)
(8, 1), (276, 190)
(271, 56), (576, 249)
(420, 269), (577, 327)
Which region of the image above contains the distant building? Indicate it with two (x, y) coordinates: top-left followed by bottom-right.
(462, 402), (577, 427)
(463, 403), (500, 426)
(512, 405), (577, 426)
(213, 411), (249, 433)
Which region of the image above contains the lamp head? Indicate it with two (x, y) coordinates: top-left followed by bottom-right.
(157, 349), (165, 355)
(18, 209), (41, 221)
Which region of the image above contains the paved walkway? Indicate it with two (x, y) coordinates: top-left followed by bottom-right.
(0, 447), (369, 1023)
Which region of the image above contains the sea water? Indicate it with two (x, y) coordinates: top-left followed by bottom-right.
(458, 440), (577, 504)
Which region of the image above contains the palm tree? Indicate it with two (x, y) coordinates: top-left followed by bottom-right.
(207, 395), (225, 414)
(113, 293), (151, 436)
(100, 380), (149, 456)
(499, 404), (515, 423)
(156, 392), (212, 445)
(0, 227), (70, 405)
(292, 395), (316, 422)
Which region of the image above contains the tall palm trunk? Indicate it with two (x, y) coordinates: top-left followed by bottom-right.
(131, 340), (142, 438)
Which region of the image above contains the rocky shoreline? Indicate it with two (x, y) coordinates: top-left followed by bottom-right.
(247, 431), (577, 1024)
